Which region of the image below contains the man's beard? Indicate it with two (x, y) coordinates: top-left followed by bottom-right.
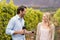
(21, 14), (25, 18)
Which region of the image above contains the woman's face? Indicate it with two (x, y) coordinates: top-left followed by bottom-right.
(42, 14), (48, 22)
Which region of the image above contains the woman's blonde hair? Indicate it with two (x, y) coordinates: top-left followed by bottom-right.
(43, 12), (52, 27)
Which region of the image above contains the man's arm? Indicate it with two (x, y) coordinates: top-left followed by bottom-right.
(13, 30), (24, 35)
(6, 19), (24, 35)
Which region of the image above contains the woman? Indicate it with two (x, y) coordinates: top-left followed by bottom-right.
(36, 12), (55, 40)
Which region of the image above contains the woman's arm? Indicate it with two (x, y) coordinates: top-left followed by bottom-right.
(51, 24), (55, 40)
(36, 23), (41, 40)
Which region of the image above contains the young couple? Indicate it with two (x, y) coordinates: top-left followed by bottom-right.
(6, 6), (55, 40)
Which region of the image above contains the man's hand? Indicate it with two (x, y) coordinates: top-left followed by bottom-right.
(24, 30), (35, 34)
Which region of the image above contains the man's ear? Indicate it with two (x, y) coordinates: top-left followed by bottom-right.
(20, 11), (21, 14)
(20, 11), (23, 14)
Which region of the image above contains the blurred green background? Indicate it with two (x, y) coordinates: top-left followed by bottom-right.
(0, 0), (60, 40)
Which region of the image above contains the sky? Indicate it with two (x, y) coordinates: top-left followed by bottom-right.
(5, 0), (60, 8)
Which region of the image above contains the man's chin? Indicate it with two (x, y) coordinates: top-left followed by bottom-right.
(21, 16), (24, 18)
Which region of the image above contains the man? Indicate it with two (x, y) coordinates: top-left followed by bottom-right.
(6, 6), (33, 40)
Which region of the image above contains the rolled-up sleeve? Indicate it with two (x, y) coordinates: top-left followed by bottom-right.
(6, 18), (15, 35)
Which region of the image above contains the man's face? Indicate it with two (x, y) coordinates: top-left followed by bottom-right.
(20, 8), (26, 17)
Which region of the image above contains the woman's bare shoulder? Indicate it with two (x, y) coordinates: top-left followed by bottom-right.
(51, 24), (55, 29)
(38, 22), (42, 26)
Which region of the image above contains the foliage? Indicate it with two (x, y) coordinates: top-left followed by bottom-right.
(0, 0), (17, 40)
(0, 0), (43, 40)
(24, 8), (43, 30)
(53, 8), (60, 27)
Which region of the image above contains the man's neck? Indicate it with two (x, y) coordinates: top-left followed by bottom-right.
(18, 14), (23, 18)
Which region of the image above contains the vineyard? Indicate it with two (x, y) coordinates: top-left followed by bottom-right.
(0, 0), (60, 40)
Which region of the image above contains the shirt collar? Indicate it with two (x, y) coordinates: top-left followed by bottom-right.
(16, 14), (23, 20)
(16, 14), (20, 19)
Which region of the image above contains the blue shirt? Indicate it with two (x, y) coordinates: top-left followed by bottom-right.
(6, 15), (25, 40)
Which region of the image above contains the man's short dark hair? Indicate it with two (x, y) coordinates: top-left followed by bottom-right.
(17, 5), (27, 14)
